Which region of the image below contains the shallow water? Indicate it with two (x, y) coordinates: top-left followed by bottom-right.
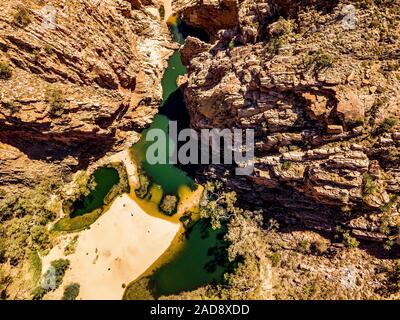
(150, 219), (229, 297)
(71, 167), (119, 218)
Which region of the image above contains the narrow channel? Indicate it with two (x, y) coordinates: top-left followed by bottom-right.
(124, 16), (231, 299)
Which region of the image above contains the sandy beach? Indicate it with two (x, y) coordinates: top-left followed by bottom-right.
(42, 149), (185, 300)
(43, 193), (180, 300)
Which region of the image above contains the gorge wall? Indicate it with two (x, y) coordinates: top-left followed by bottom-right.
(176, 0), (400, 244)
(0, 0), (173, 191)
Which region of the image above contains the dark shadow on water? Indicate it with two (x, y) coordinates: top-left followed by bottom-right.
(70, 167), (119, 218)
(170, 19), (210, 44)
(159, 88), (200, 178)
(180, 20), (210, 43)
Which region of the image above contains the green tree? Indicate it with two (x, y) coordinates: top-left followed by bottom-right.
(62, 283), (80, 300)
(199, 181), (240, 229)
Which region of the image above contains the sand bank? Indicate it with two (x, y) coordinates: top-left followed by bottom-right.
(43, 193), (180, 300)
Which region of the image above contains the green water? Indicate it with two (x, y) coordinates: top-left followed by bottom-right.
(71, 167), (119, 217)
(151, 220), (229, 297)
(161, 51), (187, 103)
(131, 20), (193, 195)
(127, 18), (230, 298)
(131, 114), (194, 195)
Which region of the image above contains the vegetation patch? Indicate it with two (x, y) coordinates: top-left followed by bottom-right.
(281, 160), (293, 171)
(62, 283), (80, 300)
(374, 118), (397, 136)
(0, 61), (13, 80)
(46, 88), (67, 117)
(159, 194), (178, 216)
(267, 17), (296, 55)
(304, 50), (334, 71)
(135, 171), (151, 199)
(53, 208), (102, 232)
(54, 163), (129, 232)
(336, 226), (360, 248)
(158, 5), (165, 20)
(0, 178), (61, 266)
(32, 258), (70, 300)
(13, 5), (32, 28)
(29, 251), (42, 285)
(362, 173), (380, 196)
(64, 235), (79, 256)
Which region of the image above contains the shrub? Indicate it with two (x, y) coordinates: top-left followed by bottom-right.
(336, 226), (359, 248)
(159, 194), (178, 216)
(62, 283), (80, 300)
(158, 5), (165, 20)
(43, 258), (70, 289)
(272, 17), (295, 37)
(135, 173), (150, 199)
(228, 39), (236, 49)
(32, 49), (40, 62)
(313, 52), (333, 70)
(31, 225), (50, 251)
(297, 240), (311, 253)
(46, 88), (66, 116)
(31, 286), (46, 300)
(13, 5), (32, 28)
(267, 36), (285, 55)
(362, 173), (379, 196)
(0, 61), (12, 80)
(267, 17), (295, 55)
(43, 44), (54, 55)
(2, 101), (19, 114)
(305, 51), (334, 71)
(343, 232), (359, 248)
(281, 161), (293, 171)
(64, 235), (78, 256)
(374, 118), (397, 135)
(311, 240), (329, 255)
(270, 252), (281, 267)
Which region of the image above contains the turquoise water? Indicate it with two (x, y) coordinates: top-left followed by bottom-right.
(71, 167), (119, 218)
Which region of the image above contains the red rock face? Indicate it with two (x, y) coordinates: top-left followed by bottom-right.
(0, 0), (173, 188)
(335, 86), (365, 125)
(178, 0), (400, 241)
(175, 0), (240, 37)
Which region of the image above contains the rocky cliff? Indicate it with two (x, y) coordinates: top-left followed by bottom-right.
(0, 0), (173, 190)
(177, 0), (400, 244)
